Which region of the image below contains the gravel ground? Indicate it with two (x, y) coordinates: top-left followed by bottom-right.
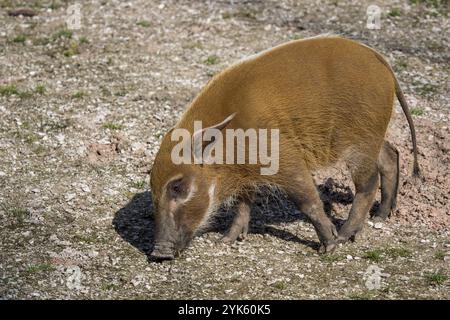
(0, 0), (449, 299)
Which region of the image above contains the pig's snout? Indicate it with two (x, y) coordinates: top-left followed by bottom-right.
(150, 241), (175, 261)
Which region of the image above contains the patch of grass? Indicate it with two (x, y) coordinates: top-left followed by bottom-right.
(35, 84), (46, 95)
(71, 91), (87, 99)
(385, 247), (412, 258)
(40, 119), (69, 132)
(434, 251), (445, 261)
(0, 85), (34, 99)
(130, 180), (146, 189)
(73, 233), (108, 244)
(18, 91), (33, 99)
(26, 263), (56, 274)
(363, 249), (383, 263)
(388, 8), (402, 17)
(0, 84), (19, 96)
(79, 36), (89, 44)
(136, 20), (151, 27)
(204, 55), (220, 65)
(49, 1), (63, 10)
(63, 42), (80, 57)
(290, 34), (303, 40)
(424, 271), (447, 286)
(416, 83), (438, 96)
(395, 60), (408, 72)
(53, 29), (73, 40)
(12, 34), (27, 43)
(320, 254), (342, 263)
(1, 204), (29, 225)
(114, 89), (128, 97)
(102, 283), (120, 291)
(410, 0), (445, 8)
(272, 281), (286, 290)
(24, 134), (39, 144)
(411, 107), (424, 116)
(102, 122), (123, 130)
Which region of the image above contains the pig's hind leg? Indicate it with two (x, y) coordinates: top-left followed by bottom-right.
(338, 157), (379, 243)
(222, 196), (252, 244)
(371, 141), (399, 222)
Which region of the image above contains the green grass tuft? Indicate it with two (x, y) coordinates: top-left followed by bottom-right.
(363, 249), (383, 263)
(71, 91), (87, 99)
(102, 122), (123, 130)
(0, 84), (19, 96)
(13, 34), (27, 43)
(26, 263), (56, 274)
(204, 55), (220, 65)
(411, 107), (424, 116)
(35, 84), (46, 95)
(79, 36), (89, 44)
(388, 8), (402, 17)
(385, 247), (412, 258)
(130, 180), (146, 189)
(434, 251), (445, 261)
(424, 271), (447, 286)
(136, 20), (151, 27)
(53, 29), (73, 40)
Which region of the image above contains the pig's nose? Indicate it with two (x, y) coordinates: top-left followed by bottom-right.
(150, 242), (175, 261)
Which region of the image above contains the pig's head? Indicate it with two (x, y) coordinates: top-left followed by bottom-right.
(149, 114), (235, 260)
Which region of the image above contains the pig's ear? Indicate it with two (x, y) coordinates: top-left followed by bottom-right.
(192, 113), (236, 163)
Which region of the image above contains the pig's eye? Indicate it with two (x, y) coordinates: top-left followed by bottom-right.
(168, 179), (185, 198)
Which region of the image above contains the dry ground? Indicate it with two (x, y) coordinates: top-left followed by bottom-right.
(0, 0), (449, 299)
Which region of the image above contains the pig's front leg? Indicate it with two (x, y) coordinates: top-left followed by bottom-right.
(222, 198), (251, 244)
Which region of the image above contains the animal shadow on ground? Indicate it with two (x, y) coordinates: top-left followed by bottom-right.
(112, 178), (355, 260)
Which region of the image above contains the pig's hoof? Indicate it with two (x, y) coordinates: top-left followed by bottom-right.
(318, 241), (337, 254)
(150, 253), (174, 262)
(221, 235), (236, 244)
(221, 233), (246, 244)
(337, 229), (359, 244)
(371, 215), (387, 223)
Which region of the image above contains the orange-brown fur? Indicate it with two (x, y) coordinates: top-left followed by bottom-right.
(150, 35), (419, 259)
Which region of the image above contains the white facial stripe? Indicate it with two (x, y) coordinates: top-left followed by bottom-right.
(183, 179), (197, 203)
(205, 181), (217, 217)
(208, 182), (216, 200)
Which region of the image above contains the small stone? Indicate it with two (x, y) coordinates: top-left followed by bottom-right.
(55, 133), (65, 144)
(346, 255), (353, 260)
(374, 222), (383, 229)
(22, 231), (31, 237)
(65, 193), (76, 202)
(81, 184), (91, 193)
